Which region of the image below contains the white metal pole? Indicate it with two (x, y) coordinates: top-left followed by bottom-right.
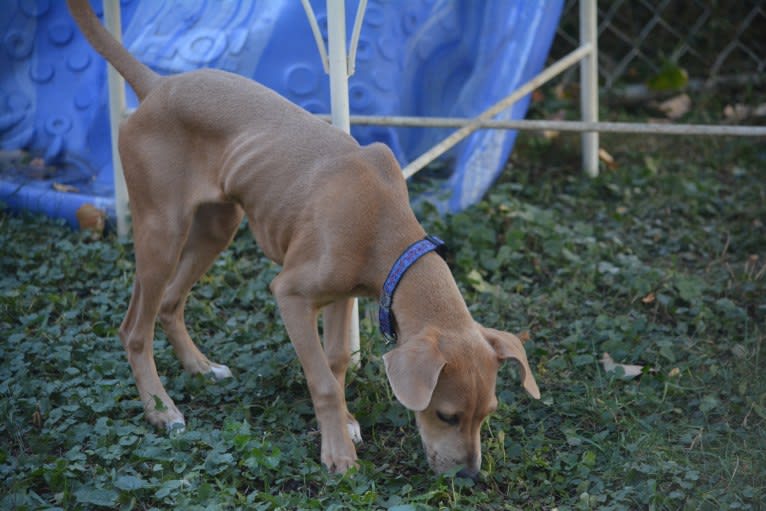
(301, 0), (330, 73)
(347, 0), (367, 76)
(319, 114), (766, 137)
(326, 0), (361, 366)
(580, 0), (599, 177)
(327, 0), (351, 131)
(402, 45), (592, 179)
(103, 0), (130, 238)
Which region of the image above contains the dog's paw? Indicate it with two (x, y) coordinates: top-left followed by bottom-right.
(320, 427), (359, 474)
(166, 420), (186, 435)
(207, 363), (233, 380)
(331, 457), (359, 474)
(347, 418), (363, 445)
(322, 452), (359, 474)
(145, 399), (186, 433)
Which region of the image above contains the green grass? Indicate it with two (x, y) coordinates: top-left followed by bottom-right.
(1, 102), (765, 509)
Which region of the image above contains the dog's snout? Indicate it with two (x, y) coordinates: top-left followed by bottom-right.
(459, 449), (481, 481)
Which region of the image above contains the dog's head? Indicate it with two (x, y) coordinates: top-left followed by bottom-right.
(383, 323), (540, 478)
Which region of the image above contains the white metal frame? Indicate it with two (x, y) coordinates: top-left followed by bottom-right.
(331, 0), (766, 179)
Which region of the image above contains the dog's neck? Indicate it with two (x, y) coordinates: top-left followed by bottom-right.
(382, 253), (473, 342)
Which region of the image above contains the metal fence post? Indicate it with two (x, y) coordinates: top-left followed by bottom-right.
(580, 0), (599, 177)
(326, 0), (361, 367)
(103, 0), (130, 238)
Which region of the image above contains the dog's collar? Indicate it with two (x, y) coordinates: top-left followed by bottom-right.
(379, 235), (447, 342)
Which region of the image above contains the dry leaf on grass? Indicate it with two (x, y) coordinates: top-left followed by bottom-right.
(657, 93), (691, 120)
(601, 352), (646, 379)
(599, 148), (618, 169)
(76, 204), (106, 239)
(724, 104), (750, 122)
(724, 103), (766, 122)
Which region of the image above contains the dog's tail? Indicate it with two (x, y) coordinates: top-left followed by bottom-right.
(67, 0), (159, 100)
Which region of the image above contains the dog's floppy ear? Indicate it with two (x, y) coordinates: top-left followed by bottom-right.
(478, 324), (541, 399)
(383, 335), (447, 411)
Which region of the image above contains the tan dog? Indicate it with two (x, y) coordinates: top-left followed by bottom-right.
(68, 0), (540, 478)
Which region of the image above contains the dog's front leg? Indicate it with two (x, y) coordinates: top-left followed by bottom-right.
(271, 278), (358, 473)
(323, 299), (362, 444)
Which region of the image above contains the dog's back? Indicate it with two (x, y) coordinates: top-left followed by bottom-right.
(135, 67), (354, 149)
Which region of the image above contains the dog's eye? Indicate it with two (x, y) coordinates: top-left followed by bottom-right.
(436, 411), (460, 426)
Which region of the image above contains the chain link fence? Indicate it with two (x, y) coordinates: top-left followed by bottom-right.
(551, 0), (765, 91)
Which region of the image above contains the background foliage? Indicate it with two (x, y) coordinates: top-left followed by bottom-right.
(1, 90), (765, 509)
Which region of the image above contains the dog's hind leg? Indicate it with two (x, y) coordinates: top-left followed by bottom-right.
(120, 207), (194, 431)
(159, 202), (244, 380)
(323, 299), (362, 444)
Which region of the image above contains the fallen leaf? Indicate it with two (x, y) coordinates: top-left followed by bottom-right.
(657, 94), (691, 119)
(724, 103), (766, 121)
(668, 367), (681, 378)
(731, 344), (748, 359)
(601, 352), (645, 379)
(76, 204), (106, 240)
(723, 104), (750, 122)
(642, 292), (656, 304)
(745, 254), (765, 280)
(53, 183), (79, 193)
(32, 407), (43, 429)
(466, 269), (502, 296)
(598, 148), (618, 169)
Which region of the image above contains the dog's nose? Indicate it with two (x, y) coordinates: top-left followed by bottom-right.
(456, 467), (479, 481)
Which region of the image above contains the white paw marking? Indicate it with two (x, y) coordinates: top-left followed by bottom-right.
(166, 419), (186, 435)
(208, 363), (233, 380)
(347, 420), (363, 444)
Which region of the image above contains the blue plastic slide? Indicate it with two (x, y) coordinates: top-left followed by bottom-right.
(0, 0), (562, 226)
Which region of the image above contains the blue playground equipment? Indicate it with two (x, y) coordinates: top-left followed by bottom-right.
(0, 0), (563, 227)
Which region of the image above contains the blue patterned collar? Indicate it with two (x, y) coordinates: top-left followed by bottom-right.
(379, 235), (447, 342)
